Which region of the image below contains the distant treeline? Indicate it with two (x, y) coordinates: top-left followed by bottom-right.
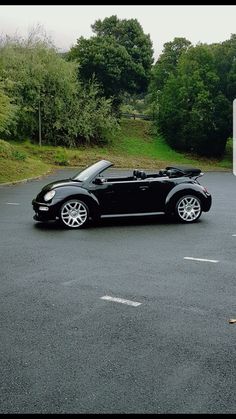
(0, 16), (235, 157)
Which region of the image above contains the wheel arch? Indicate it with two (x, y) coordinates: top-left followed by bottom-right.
(56, 189), (100, 220)
(165, 185), (205, 214)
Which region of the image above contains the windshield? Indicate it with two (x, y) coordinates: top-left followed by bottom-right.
(72, 160), (111, 182)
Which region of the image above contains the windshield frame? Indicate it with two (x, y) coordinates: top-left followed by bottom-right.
(72, 160), (113, 182)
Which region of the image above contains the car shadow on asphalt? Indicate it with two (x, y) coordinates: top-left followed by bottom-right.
(93, 214), (178, 228)
(33, 214), (191, 231)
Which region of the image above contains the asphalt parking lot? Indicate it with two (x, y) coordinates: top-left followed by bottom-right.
(0, 168), (236, 413)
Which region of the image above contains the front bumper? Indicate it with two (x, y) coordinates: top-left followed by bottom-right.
(32, 199), (59, 221)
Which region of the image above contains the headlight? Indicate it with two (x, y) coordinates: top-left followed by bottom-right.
(44, 190), (56, 201)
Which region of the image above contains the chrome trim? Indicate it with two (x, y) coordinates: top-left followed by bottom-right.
(101, 211), (165, 218)
(33, 201), (49, 206)
(39, 206), (49, 211)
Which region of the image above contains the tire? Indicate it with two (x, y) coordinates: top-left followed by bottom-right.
(60, 199), (89, 229)
(175, 195), (202, 223)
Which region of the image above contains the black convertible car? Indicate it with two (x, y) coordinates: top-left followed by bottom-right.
(32, 159), (212, 228)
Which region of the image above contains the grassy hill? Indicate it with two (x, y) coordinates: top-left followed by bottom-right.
(0, 119), (232, 183)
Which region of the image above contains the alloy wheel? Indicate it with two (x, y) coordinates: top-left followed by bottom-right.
(176, 195), (201, 222)
(60, 200), (88, 228)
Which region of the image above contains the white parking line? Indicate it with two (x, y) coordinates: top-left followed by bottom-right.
(232, 234), (236, 237)
(100, 296), (142, 307)
(6, 202), (20, 205)
(184, 257), (219, 263)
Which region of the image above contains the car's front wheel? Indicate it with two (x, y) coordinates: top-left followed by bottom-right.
(60, 199), (89, 228)
(175, 195), (202, 223)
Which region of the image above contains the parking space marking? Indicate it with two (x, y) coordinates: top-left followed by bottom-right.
(101, 296), (142, 307)
(184, 257), (219, 263)
(232, 234), (236, 237)
(6, 202), (20, 205)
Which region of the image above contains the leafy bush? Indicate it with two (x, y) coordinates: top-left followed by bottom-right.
(74, 79), (119, 146)
(0, 33), (119, 147)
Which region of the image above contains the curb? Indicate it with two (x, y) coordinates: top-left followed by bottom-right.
(0, 169), (55, 187)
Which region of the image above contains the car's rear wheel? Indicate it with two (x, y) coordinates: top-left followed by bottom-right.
(175, 195), (202, 223)
(60, 199), (89, 228)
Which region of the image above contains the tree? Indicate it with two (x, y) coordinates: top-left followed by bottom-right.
(92, 15), (153, 76)
(0, 83), (16, 135)
(68, 15), (154, 110)
(151, 37), (191, 92)
(0, 31), (118, 146)
(75, 78), (119, 145)
(157, 44), (231, 157)
(213, 34), (236, 102)
(0, 36), (77, 144)
(148, 37), (191, 120)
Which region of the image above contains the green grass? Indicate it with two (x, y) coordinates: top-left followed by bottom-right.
(105, 120), (233, 170)
(0, 119), (233, 183)
(0, 156), (51, 183)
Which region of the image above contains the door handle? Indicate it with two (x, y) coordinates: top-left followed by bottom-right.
(139, 186), (149, 190)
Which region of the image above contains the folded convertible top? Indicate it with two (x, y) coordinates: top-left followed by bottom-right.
(166, 166), (202, 177)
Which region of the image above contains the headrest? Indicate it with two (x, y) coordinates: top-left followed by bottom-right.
(139, 171), (147, 179)
(133, 170), (146, 179)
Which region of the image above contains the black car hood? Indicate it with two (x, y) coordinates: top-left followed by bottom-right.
(42, 179), (82, 192)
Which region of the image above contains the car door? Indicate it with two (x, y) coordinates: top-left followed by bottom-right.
(109, 179), (152, 213)
(105, 178), (172, 214)
(146, 177), (174, 211)
(90, 178), (151, 214)
(89, 180), (117, 214)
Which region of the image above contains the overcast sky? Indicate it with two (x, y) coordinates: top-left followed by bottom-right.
(0, 5), (236, 60)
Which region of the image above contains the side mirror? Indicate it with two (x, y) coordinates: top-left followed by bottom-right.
(94, 177), (105, 185)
